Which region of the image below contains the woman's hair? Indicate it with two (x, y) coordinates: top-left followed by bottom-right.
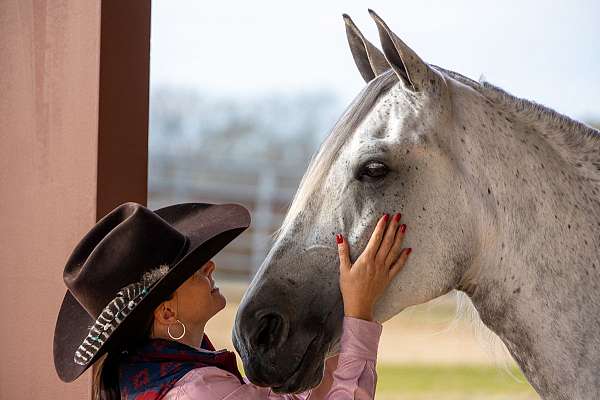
(91, 292), (174, 400)
(91, 350), (123, 400)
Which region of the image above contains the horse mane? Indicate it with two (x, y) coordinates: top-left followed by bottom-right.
(432, 65), (600, 178)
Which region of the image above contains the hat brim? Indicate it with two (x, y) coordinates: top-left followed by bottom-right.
(53, 202), (250, 382)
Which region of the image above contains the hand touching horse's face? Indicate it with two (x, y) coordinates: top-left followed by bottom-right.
(234, 12), (479, 393)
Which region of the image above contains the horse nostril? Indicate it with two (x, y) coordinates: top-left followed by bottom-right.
(254, 312), (288, 351)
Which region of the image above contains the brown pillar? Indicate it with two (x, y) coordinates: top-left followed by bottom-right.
(97, 1), (151, 218)
(0, 1), (150, 399)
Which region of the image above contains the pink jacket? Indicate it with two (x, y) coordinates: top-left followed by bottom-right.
(163, 317), (382, 400)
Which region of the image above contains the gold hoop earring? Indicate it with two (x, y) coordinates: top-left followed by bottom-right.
(167, 319), (186, 340)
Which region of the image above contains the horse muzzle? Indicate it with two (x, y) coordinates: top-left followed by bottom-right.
(233, 298), (343, 392)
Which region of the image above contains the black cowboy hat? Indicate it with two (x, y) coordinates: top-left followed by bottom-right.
(53, 201), (251, 382)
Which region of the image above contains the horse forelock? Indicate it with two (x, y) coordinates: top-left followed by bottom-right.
(273, 71), (398, 242)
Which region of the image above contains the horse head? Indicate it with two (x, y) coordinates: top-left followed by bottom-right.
(234, 10), (495, 393)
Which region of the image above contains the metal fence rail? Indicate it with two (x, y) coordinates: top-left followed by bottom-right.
(148, 154), (309, 280)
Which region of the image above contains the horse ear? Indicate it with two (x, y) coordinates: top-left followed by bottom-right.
(368, 9), (431, 92)
(343, 14), (390, 83)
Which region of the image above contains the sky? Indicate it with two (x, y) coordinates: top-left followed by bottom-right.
(150, 0), (600, 122)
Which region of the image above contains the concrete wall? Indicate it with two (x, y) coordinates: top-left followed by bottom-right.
(0, 1), (150, 398)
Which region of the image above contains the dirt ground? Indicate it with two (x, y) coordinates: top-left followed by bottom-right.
(206, 281), (516, 366)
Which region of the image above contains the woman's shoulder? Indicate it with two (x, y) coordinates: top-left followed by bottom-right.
(162, 366), (247, 399)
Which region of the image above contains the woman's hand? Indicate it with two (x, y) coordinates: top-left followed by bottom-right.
(336, 213), (412, 321)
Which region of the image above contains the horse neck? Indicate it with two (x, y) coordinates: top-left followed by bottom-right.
(449, 91), (600, 398)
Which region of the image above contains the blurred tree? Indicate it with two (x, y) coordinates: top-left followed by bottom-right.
(149, 86), (341, 164)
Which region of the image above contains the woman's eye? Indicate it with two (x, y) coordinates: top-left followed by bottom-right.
(357, 161), (389, 181)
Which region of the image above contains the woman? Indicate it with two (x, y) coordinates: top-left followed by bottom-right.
(53, 201), (411, 400)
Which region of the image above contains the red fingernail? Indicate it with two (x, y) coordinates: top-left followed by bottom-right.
(400, 224), (406, 233)
(336, 234), (343, 244)
(394, 213), (402, 222)
(383, 214), (389, 222)
(406, 248), (412, 255)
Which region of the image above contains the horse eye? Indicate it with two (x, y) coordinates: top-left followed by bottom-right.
(357, 161), (389, 181)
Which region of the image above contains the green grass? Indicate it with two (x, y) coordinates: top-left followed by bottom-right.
(376, 363), (539, 399)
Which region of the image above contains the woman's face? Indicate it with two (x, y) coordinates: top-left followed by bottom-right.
(172, 260), (226, 325)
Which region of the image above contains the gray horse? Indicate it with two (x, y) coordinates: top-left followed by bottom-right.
(233, 10), (600, 399)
